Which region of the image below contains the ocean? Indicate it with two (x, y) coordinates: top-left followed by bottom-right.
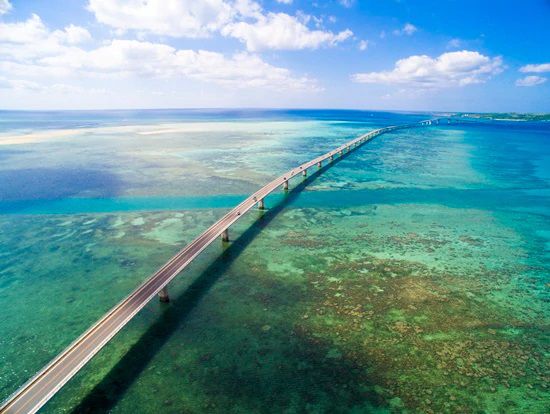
(0, 109), (548, 413)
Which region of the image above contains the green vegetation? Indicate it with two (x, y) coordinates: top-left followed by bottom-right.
(457, 112), (550, 122)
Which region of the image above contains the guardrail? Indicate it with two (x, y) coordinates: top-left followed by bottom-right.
(0, 119), (441, 414)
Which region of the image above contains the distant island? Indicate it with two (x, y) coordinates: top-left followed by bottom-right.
(456, 112), (550, 122)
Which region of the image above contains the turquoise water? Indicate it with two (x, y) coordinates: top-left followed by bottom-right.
(0, 110), (548, 413)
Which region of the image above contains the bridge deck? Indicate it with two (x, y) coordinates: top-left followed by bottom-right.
(0, 120), (432, 414)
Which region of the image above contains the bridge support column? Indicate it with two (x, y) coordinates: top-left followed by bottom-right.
(317, 161), (322, 168)
(282, 180), (289, 190)
(302, 169), (307, 177)
(159, 286), (170, 303)
(258, 198), (265, 210)
(221, 228), (229, 242)
(330, 155), (334, 161)
(339, 150), (343, 156)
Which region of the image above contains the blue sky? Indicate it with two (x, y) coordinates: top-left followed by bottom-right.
(0, 0), (549, 112)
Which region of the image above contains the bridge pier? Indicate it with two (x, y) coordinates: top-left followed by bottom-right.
(221, 228), (229, 242)
(317, 161), (322, 168)
(159, 287), (169, 303)
(258, 198), (265, 209)
(330, 154), (334, 161)
(0, 120), (435, 414)
(282, 180), (289, 190)
(302, 169), (307, 176)
(339, 150), (343, 156)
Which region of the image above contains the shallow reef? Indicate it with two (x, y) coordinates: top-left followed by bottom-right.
(0, 116), (548, 413)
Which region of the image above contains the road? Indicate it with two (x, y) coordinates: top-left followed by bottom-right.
(0, 120), (433, 414)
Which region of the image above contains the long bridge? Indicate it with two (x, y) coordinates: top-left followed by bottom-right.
(0, 118), (442, 414)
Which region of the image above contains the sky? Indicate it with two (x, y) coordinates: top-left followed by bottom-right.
(0, 0), (549, 112)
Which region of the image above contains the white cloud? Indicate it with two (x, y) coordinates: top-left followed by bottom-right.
(446, 38), (462, 49)
(87, 0), (352, 51)
(0, 77), (41, 90)
(352, 50), (504, 88)
(0, 15), (319, 92)
(358, 40), (368, 51)
(515, 75), (546, 87)
(339, 0), (354, 8)
(276, 0), (292, 4)
(519, 63), (550, 73)
(0, 14), (91, 63)
(60, 24), (93, 44)
(393, 23), (417, 36)
(222, 12), (352, 51)
(0, 0), (12, 15)
(0, 15), (90, 46)
(0, 77), (106, 94)
(87, 0), (259, 38)
(77, 40), (319, 90)
(0, 13), (47, 43)
(403, 23), (417, 35)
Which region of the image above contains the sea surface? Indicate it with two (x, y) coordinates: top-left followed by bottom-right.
(0, 109), (548, 413)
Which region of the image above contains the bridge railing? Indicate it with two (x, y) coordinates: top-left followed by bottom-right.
(0, 118), (443, 414)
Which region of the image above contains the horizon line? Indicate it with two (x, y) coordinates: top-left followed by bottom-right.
(0, 107), (547, 115)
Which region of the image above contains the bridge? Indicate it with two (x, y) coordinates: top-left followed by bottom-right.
(0, 119), (441, 414)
